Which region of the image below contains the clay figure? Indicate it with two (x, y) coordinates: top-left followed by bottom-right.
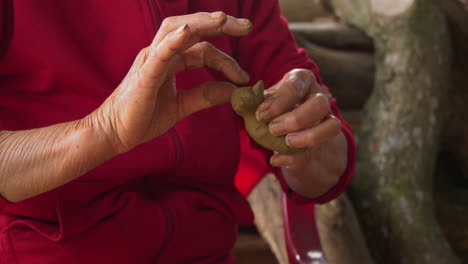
(231, 80), (306, 154)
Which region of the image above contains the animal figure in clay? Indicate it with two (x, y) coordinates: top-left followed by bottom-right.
(231, 80), (306, 154)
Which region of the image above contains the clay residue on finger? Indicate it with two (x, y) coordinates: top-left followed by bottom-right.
(231, 80), (306, 154)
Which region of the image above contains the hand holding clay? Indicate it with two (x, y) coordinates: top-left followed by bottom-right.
(233, 69), (342, 169)
(232, 81), (306, 154)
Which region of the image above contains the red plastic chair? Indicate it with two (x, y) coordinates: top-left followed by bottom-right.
(283, 192), (328, 264)
(235, 132), (328, 264)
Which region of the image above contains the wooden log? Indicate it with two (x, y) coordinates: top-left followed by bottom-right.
(248, 173), (288, 264)
(289, 19), (373, 50)
(279, 0), (332, 22)
(249, 173), (373, 264)
(294, 36), (374, 109)
(331, 0), (459, 263)
(315, 194), (374, 264)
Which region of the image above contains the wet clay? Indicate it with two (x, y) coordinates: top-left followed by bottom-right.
(231, 81), (306, 154)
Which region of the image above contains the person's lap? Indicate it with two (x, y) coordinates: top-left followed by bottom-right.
(2, 189), (237, 264)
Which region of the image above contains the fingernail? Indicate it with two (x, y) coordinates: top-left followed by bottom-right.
(176, 24), (189, 34)
(286, 133), (301, 147)
(211, 11), (225, 19)
(238, 67), (250, 83)
(256, 109), (271, 122)
(243, 20), (253, 33)
(270, 155), (290, 167)
(316, 93), (330, 108)
(256, 111), (265, 122)
(238, 18), (251, 25)
(257, 100), (271, 113)
(269, 118), (285, 135)
(256, 102), (271, 121)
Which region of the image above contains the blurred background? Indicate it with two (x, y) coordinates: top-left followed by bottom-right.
(234, 0), (468, 263)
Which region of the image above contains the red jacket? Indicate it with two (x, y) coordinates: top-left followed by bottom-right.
(0, 0), (355, 263)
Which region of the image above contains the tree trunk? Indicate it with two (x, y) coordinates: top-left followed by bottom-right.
(330, 0), (458, 263)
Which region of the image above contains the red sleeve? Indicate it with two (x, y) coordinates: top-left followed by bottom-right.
(236, 0), (356, 204)
(0, 194), (12, 211)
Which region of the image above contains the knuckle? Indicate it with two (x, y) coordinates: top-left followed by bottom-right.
(138, 47), (149, 56)
(219, 58), (233, 72)
(290, 69), (316, 82)
(148, 45), (158, 58)
(220, 54), (235, 65)
(184, 48), (203, 68)
(196, 42), (211, 61)
(285, 74), (310, 99)
(286, 78), (304, 98)
(161, 17), (175, 29)
(192, 49), (204, 65)
(291, 114), (307, 130)
(199, 41), (214, 50)
(135, 47), (149, 63)
(213, 11), (227, 23)
(304, 131), (318, 146)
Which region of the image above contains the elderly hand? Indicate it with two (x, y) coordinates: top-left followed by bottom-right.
(87, 12), (252, 154)
(256, 69), (348, 198)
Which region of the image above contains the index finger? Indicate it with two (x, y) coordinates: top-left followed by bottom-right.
(153, 12), (252, 46)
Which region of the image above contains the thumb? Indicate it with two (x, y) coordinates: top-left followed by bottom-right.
(177, 81), (237, 120)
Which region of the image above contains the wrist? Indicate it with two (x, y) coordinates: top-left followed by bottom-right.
(0, 119), (119, 202)
(76, 113), (120, 159)
(281, 131), (348, 199)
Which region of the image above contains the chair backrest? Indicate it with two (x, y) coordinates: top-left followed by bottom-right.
(235, 130), (328, 263)
(283, 192), (328, 264)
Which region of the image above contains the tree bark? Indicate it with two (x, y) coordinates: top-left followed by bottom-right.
(330, 0), (458, 263)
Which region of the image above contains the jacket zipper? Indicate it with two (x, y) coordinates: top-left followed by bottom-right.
(143, 3), (179, 263)
(144, 1), (184, 167)
(169, 128), (184, 169)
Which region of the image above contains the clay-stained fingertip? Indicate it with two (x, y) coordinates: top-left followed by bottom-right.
(237, 69), (250, 84)
(244, 19), (253, 33)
